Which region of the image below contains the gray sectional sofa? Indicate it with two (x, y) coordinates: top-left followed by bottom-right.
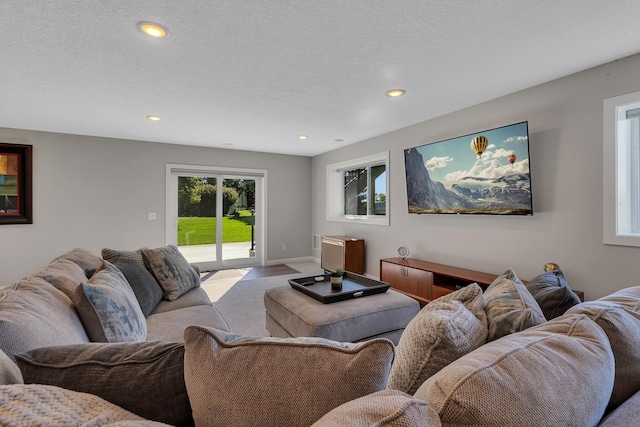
(0, 249), (639, 426)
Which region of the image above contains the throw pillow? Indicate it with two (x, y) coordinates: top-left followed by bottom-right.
(0, 277), (89, 362)
(310, 390), (441, 427)
(72, 261), (147, 342)
(141, 245), (200, 302)
(0, 384), (168, 427)
(31, 258), (88, 299)
(183, 326), (395, 427)
(15, 341), (190, 427)
(387, 283), (488, 394)
(483, 268), (546, 341)
(102, 247), (145, 265)
(526, 265), (580, 319)
(567, 299), (640, 412)
(414, 314), (614, 427)
(111, 256), (164, 316)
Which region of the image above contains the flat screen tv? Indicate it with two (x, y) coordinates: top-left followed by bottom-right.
(404, 121), (532, 215)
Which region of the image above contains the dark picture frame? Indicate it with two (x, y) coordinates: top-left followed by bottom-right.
(0, 143), (33, 224)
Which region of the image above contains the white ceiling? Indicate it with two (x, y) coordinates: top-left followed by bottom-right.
(1, 1), (639, 157)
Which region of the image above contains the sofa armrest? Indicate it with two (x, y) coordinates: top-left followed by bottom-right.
(599, 390), (640, 426)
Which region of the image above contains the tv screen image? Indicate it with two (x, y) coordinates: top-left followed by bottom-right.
(404, 121), (532, 215)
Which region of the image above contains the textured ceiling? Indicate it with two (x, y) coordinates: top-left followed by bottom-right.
(1, 1), (640, 156)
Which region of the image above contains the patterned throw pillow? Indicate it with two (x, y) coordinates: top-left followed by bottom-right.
(141, 245), (200, 302)
(526, 265), (580, 319)
(183, 326), (395, 427)
(483, 268), (546, 341)
(15, 341), (190, 426)
(72, 261), (147, 342)
(387, 283), (488, 394)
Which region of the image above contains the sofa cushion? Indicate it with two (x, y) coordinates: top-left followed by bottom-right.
(15, 341), (190, 427)
(31, 258), (88, 299)
(141, 245), (200, 302)
(310, 389), (441, 427)
(483, 267), (546, 341)
(414, 314), (615, 427)
(150, 286), (212, 315)
(72, 261), (147, 343)
(0, 384), (168, 426)
(525, 265), (580, 319)
(55, 248), (104, 278)
(0, 277), (89, 362)
(183, 326), (395, 427)
(599, 389), (640, 427)
(387, 284), (487, 395)
(146, 304), (230, 341)
(0, 349), (23, 385)
(567, 299), (640, 411)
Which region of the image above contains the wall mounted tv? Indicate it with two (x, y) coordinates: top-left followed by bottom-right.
(404, 121), (532, 215)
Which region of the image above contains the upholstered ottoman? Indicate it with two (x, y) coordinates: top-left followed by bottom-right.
(264, 286), (420, 344)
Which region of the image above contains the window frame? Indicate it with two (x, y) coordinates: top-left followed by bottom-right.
(603, 90), (640, 247)
(326, 151), (389, 226)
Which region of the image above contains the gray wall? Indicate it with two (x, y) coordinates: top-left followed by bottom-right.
(0, 129), (312, 283)
(312, 52), (640, 300)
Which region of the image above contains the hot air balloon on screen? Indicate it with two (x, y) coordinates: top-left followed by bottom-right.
(508, 154), (516, 166)
(470, 135), (488, 158)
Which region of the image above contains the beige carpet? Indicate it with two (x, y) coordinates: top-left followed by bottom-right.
(200, 262), (324, 337)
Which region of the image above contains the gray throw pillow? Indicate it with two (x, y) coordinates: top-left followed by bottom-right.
(183, 326), (395, 427)
(72, 261), (147, 342)
(111, 257), (164, 316)
(141, 245), (200, 302)
(526, 266), (580, 320)
(15, 341), (190, 427)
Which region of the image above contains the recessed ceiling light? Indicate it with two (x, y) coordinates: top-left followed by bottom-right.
(386, 89), (406, 97)
(137, 21), (169, 38)
(297, 135), (308, 140)
(146, 115), (161, 121)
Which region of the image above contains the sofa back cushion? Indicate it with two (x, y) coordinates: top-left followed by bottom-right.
(72, 261), (147, 343)
(184, 326), (395, 427)
(387, 284), (487, 395)
(55, 248), (104, 277)
(483, 268), (546, 341)
(31, 258), (87, 299)
(567, 288), (640, 411)
(414, 314), (614, 427)
(0, 277), (89, 361)
(15, 341), (190, 427)
(0, 349), (22, 385)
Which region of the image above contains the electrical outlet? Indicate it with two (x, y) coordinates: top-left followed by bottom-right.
(282, 244), (287, 251)
(148, 212), (157, 220)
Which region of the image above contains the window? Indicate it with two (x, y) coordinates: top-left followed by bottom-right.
(326, 151), (389, 225)
(603, 91), (640, 246)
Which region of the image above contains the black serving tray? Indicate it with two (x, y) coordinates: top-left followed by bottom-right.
(288, 271), (390, 304)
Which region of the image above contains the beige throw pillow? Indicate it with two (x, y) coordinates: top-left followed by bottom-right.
(183, 326), (395, 427)
(483, 268), (546, 341)
(387, 284), (487, 394)
(414, 314), (614, 427)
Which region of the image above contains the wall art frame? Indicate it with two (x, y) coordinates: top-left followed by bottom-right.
(0, 142), (33, 224)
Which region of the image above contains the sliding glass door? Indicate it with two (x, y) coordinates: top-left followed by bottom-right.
(167, 165), (264, 272)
